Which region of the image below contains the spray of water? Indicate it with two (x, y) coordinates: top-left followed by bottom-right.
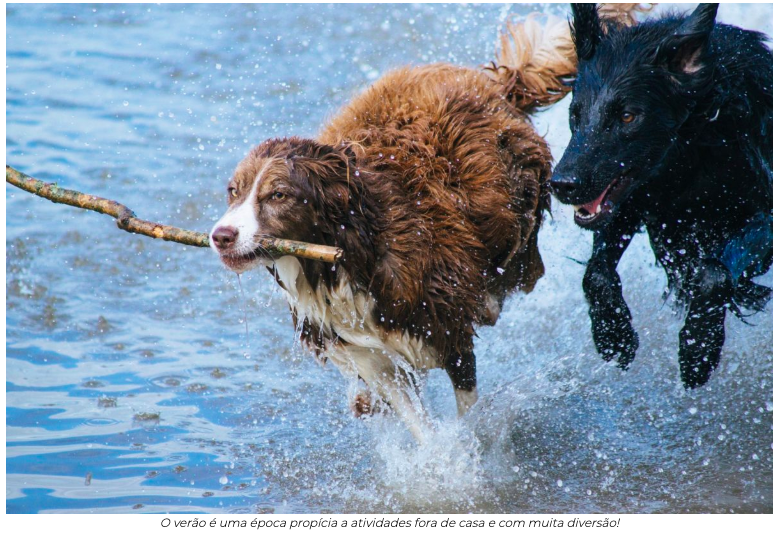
(236, 273), (251, 358)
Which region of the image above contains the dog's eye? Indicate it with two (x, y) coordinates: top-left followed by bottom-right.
(228, 187), (238, 198)
(272, 192), (286, 200)
(621, 112), (636, 124)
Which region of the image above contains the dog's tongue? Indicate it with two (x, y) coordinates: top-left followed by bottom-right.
(577, 187), (609, 215)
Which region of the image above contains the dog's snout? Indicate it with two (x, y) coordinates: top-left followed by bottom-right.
(212, 226), (238, 250)
(549, 173), (580, 203)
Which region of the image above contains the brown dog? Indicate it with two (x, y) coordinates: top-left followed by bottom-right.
(211, 6), (646, 442)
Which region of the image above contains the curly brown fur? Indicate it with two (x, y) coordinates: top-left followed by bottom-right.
(486, 3), (654, 111)
(210, 13), (603, 439)
(318, 65), (551, 354)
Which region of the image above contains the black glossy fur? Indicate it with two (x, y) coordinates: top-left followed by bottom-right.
(552, 4), (773, 387)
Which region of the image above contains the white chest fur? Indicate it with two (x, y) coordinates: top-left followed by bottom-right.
(271, 256), (438, 372)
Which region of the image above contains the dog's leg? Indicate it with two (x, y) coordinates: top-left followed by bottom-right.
(444, 348), (478, 417)
(678, 214), (774, 387)
(351, 390), (372, 417)
(679, 260), (733, 388)
(584, 217), (640, 369)
(345, 347), (432, 443)
(348, 382), (392, 417)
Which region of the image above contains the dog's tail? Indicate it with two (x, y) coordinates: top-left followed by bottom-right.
(485, 4), (654, 113)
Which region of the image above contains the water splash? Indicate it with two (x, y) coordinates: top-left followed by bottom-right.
(236, 273), (251, 358)
(340, 414), (486, 512)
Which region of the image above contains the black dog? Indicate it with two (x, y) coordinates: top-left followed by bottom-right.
(551, 3), (772, 387)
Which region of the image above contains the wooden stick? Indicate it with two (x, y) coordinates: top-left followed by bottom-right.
(5, 165), (343, 263)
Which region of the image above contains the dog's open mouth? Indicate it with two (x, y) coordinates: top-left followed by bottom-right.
(219, 248), (266, 272)
(573, 173), (633, 227)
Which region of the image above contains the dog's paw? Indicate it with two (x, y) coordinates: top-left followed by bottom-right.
(678, 334), (723, 389)
(679, 307), (725, 389)
(592, 316), (639, 369)
(350, 391), (373, 418)
(677, 261), (730, 388)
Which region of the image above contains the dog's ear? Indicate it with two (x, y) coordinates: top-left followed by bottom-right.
(571, 3), (603, 61)
(656, 3), (718, 75)
(291, 143), (352, 218)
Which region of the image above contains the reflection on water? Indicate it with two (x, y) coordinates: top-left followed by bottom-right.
(6, 3), (773, 513)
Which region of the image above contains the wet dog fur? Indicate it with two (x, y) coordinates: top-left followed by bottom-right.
(551, 3), (773, 388)
(211, 5), (648, 441)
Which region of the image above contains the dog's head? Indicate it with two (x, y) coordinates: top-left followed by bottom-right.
(551, 3), (719, 229)
(210, 137), (356, 273)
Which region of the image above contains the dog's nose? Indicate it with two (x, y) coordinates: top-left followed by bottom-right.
(549, 173), (579, 203)
(211, 226), (238, 250)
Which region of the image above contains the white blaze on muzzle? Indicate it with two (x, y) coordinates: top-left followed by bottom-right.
(210, 168), (265, 256)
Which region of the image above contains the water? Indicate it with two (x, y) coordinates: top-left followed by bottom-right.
(6, 3), (773, 514)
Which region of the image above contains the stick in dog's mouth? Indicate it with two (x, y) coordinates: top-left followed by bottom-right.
(213, 235), (342, 271)
(218, 247), (268, 273)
